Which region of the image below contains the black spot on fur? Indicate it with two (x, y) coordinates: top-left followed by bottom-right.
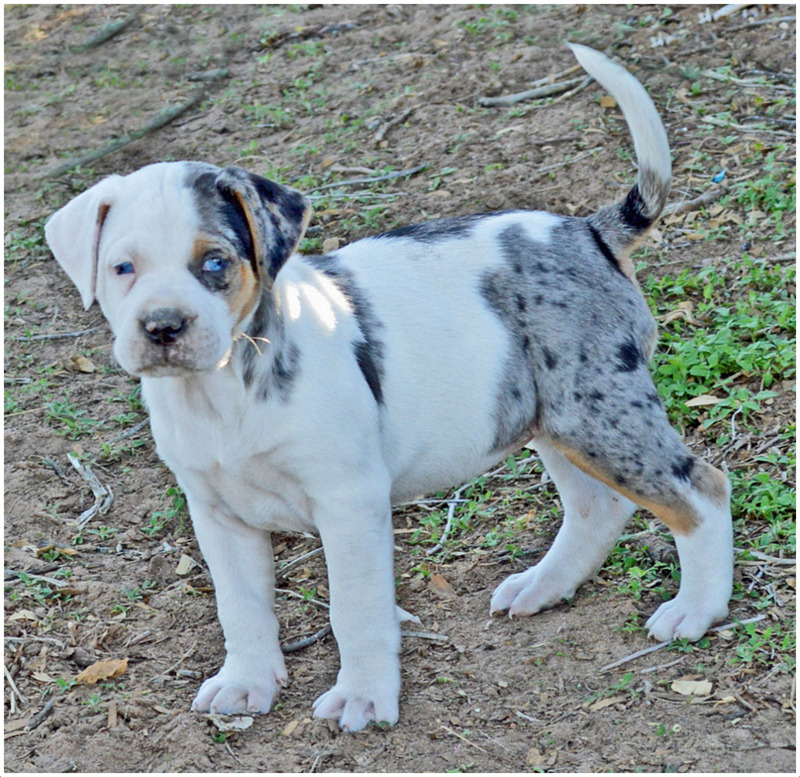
(264, 342), (301, 402)
(354, 341), (383, 405)
(671, 456), (695, 481)
(304, 255), (385, 404)
(542, 347), (558, 370)
(616, 339), (642, 372)
(379, 213), (487, 243)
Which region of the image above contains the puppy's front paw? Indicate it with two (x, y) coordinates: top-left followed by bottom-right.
(490, 566), (576, 617)
(191, 662), (287, 715)
(312, 675), (400, 732)
(646, 595), (727, 642)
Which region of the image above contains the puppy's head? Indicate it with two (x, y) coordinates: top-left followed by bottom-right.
(45, 162), (311, 377)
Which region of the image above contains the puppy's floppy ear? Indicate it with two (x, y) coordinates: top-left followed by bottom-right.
(44, 176), (123, 309)
(215, 167), (311, 288)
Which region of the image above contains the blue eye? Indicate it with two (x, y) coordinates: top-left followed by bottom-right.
(114, 262), (134, 276)
(202, 257), (230, 274)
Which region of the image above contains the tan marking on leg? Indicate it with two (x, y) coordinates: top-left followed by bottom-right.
(691, 461), (730, 508)
(549, 440), (701, 535)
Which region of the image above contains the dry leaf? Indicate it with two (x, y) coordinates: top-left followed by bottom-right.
(429, 572), (456, 597)
(599, 95), (617, 108)
(281, 719), (301, 737)
(588, 695), (626, 711)
(322, 237), (341, 253)
(208, 713), (254, 732)
(9, 609), (39, 622)
(68, 355), (97, 373)
(526, 747), (556, 768)
(31, 671), (56, 684)
(671, 679), (713, 696)
(76, 657), (128, 685)
(685, 394), (723, 407)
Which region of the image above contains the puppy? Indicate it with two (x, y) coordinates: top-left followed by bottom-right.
(45, 44), (733, 731)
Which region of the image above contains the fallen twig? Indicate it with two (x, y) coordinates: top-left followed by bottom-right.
(106, 419), (149, 444)
(11, 327), (101, 342)
(735, 549), (796, 566)
(67, 453), (114, 529)
(427, 462), (509, 556)
(70, 10), (141, 53)
(38, 89), (211, 179)
(663, 186), (729, 216)
(373, 107), (415, 147)
(726, 14), (796, 31)
(440, 725), (489, 753)
(478, 76), (585, 107)
(529, 63), (583, 88)
(282, 624), (332, 653)
(316, 164), (427, 190)
(4, 664), (26, 710)
(276, 546), (324, 579)
(599, 614), (768, 673)
(25, 698), (56, 731)
(401, 630), (449, 642)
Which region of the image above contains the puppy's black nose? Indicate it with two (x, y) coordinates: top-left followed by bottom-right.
(141, 309), (190, 346)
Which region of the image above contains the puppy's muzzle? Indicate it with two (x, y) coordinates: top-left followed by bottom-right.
(141, 308), (195, 347)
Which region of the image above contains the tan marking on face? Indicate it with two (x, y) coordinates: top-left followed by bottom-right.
(229, 260), (259, 325)
(549, 440), (701, 535)
(192, 238), (259, 326)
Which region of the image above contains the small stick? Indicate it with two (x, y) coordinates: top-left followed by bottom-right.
(373, 107), (415, 147)
(24, 698), (56, 731)
(726, 14), (796, 31)
(478, 76), (585, 107)
(401, 630), (449, 642)
(38, 89), (210, 179)
(70, 11), (141, 53)
(11, 327), (101, 342)
(599, 614), (768, 673)
(316, 164), (427, 190)
(530, 63), (583, 88)
(735, 549), (796, 566)
(440, 725), (489, 753)
(106, 419), (149, 444)
(42, 457), (69, 482)
(282, 624), (332, 653)
(275, 588), (330, 610)
(276, 546), (324, 579)
(427, 462), (509, 555)
(4, 663), (26, 708)
(663, 186), (729, 216)
(67, 453), (114, 529)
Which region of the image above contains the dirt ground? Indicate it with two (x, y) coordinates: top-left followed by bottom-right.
(4, 4), (796, 773)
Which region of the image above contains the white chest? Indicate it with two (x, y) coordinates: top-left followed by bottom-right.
(142, 374), (315, 533)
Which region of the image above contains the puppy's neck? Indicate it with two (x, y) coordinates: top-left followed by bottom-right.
(233, 287), (291, 395)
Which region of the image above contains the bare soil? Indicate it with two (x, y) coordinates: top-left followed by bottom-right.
(4, 4), (796, 773)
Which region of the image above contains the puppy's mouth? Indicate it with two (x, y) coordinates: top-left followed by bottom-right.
(125, 341), (233, 378)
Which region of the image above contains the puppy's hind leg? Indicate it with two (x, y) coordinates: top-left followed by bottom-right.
(491, 439), (637, 617)
(544, 400), (733, 642)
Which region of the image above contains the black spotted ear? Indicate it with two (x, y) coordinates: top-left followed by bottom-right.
(215, 167), (312, 288)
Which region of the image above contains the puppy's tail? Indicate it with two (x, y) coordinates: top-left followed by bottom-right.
(568, 43), (671, 265)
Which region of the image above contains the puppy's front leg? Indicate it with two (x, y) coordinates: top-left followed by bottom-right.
(186, 493), (287, 715)
(312, 498), (400, 732)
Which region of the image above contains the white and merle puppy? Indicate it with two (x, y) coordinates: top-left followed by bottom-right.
(45, 45), (733, 731)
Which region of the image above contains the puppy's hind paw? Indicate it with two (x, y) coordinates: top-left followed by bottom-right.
(490, 566), (576, 618)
